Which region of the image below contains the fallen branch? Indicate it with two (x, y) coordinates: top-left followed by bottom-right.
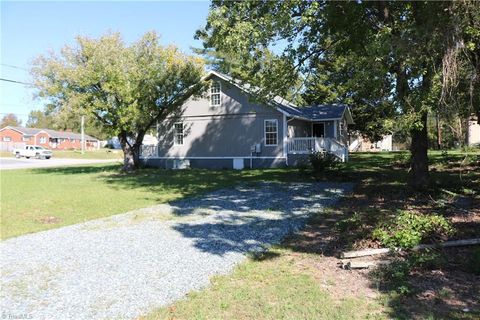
(340, 248), (391, 259)
(341, 260), (391, 270)
(340, 238), (480, 259)
(413, 238), (480, 251)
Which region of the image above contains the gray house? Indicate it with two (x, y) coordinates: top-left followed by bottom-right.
(140, 71), (354, 169)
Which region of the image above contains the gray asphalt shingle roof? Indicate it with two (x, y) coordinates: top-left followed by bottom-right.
(5, 126), (98, 141)
(276, 104), (348, 120)
(8, 126), (42, 136)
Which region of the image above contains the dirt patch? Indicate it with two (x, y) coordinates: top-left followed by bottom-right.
(282, 211), (380, 302)
(37, 216), (62, 224)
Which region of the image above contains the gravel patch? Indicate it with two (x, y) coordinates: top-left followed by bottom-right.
(1, 181), (353, 320)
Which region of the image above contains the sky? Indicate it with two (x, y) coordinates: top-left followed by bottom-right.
(0, 1), (211, 124)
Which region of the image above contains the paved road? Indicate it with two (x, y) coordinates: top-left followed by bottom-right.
(0, 182), (352, 320)
(0, 157), (120, 170)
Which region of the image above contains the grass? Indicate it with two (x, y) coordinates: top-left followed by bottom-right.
(0, 148), (122, 159)
(141, 248), (383, 320)
(0, 165), (306, 239)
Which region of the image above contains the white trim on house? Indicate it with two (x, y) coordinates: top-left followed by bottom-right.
(333, 120), (337, 138)
(264, 119), (278, 146)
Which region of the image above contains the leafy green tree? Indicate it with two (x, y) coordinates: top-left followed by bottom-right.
(197, 0), (479, 188)
(32, 31), (205, 171)
(0, 113), (22, 127)
(25, 109), (55, 129)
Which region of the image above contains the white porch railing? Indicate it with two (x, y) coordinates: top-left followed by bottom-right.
(140, 145), (158, 158)
(287, 137), (349, 162)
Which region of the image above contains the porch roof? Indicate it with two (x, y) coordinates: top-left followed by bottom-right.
(277, 104), (354, 124)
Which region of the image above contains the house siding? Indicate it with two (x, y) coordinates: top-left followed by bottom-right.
(156, 76), (285, 159)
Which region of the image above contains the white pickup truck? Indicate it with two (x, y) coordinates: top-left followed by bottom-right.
(12, 145), (53, 159)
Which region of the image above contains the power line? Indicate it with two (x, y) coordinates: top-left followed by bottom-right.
(0, 78), (32, 85)
(1, 63), (28, 71)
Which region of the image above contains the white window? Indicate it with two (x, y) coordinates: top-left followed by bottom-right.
(264, 119), (278, 146)
(3, 136), (11, 142)
(40, 137), (46, 143)
(173, 122), (184, 145)
(210, 81), (221, 107)
(339, 122), (345, 136)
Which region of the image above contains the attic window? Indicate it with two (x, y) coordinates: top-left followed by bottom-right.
(210, 81), (221, 107)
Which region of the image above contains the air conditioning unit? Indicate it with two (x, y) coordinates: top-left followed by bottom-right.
(173, 159), (190, 169)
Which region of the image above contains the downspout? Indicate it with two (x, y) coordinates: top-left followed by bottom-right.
(285, 116), (296, 166)
(283, 114), (288, 166)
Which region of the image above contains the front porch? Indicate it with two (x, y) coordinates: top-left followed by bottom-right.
(286, 137), (349, 162)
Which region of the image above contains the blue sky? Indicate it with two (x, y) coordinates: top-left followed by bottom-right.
(0, 1), (211, 124)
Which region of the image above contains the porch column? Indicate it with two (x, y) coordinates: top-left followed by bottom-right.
(333, 120), (338, 139)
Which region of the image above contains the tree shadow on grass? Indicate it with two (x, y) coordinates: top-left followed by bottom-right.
(30, 164), (312, 202)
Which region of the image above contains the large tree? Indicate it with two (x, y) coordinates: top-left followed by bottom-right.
(32, 31), (205, 171)
(196, 0), (480, 188)
(0, 113), (22, 128)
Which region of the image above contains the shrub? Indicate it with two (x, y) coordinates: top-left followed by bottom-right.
(390, 152), (410, 168)
(308, 151), (338, 174)
(372, 210), (454, 249)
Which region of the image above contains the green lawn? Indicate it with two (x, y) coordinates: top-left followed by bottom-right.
(0, 149), (122, 159)
(0, 165), (305, 239)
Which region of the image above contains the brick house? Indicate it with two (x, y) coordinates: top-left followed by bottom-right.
(0, 126), (100, 151)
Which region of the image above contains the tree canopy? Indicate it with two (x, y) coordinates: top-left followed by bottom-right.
(32, 31), (205, 170)
(0, 113), (22, 128)
(196, 0), (480, 188)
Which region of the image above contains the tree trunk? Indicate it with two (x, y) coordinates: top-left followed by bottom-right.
(436, 112), (442, 149)
(118, 133), (141, 172)
(409, 111), (429, 189)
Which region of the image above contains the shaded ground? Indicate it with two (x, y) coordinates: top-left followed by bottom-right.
(310, 151), (480, 319)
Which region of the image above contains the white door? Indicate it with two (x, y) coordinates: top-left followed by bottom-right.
(233, 158), (244, 170)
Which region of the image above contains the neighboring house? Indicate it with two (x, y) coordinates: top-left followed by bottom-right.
(107, 134), (158, 149)
(140, 71), (354, 169)
(0, 126), (100, 151)
(467, 115), (480, 146)
(349, 134), (393, 152)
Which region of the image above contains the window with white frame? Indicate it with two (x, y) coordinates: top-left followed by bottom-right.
(3, 136), (11, 142)
(40, 137), (46, 143)
(173, 122), (184, 145)
(264, 119), (278, 146)
(210, 81), (221, 107)
(22, 136), (30, 141)
(339, 121), (345, 137)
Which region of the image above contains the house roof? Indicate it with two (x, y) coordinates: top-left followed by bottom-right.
(3, 126), (42, 136)
(1, 126), (98, 141)
(205, 70), (354, 124)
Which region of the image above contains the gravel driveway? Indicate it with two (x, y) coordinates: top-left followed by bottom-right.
(1, 182), (352, 320)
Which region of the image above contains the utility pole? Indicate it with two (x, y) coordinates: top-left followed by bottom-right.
(81, 115), (85, 154)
